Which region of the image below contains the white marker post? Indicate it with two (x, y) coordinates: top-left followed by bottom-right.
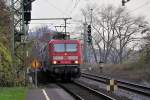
(106, 79), (118, 92)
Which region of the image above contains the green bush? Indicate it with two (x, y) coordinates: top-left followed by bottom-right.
(0, 43), (13, 86)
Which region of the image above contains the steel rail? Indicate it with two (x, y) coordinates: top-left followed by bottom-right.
(57, 83), (84, 100)
(58, 82), (116, 100)
(74, 81), (116, 100)
(81, 72), (150, 97)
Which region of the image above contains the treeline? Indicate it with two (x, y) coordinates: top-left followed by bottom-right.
(0, 0), (14, 86)
(81, 5), (150, 64)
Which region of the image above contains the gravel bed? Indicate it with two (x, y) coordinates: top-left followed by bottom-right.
(59, 82), (113, 100)
(78, 77), (150, 100)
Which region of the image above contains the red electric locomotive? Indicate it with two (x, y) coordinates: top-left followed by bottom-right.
(42, 39), (81, 80)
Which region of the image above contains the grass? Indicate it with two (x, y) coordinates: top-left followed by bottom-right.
(0, 87), (27, 100)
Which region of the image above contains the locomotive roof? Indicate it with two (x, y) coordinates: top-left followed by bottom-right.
(49, 39), (80, 44)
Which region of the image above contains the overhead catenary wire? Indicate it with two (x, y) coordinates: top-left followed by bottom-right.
(44, 0), (70, 17)
(129, 0), (150, 13)
(72, 0), (81, 14)
(42, 0), (75, 33)
(62, 0), (82, 27)
(67, 0), (81, 17)
(40, 0), (82, 31)
(64, 0), (75, 14)
(30, 23), (54, 24)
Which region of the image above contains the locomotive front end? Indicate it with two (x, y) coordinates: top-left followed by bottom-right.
(48, 40), (81, 80)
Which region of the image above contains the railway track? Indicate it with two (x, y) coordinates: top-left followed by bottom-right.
(57, 81), (116, 100)
(81, 72), (150, 97)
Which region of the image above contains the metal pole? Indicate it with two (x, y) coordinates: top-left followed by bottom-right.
(64, 19), (67, 35)
(90, 9), (93, 25)
(22, 0), (27, 85)
(35, 68), (37, 88)
(11, 0), (17, 85)
(11, 0), (29, 86)
(24, 24), (29, 85)
(34, 41), (38, 88)
(11, 0), (15, 68)
(31, 18), (72, 21)
(83, 23), (88, 63)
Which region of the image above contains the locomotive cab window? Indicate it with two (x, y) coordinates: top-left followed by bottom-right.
(53, 43), (77, 52)
(66, 44), (77, 52)
(53, 44), (65, 52)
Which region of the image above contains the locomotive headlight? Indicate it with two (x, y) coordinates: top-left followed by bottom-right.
(74, 60), (78, 64)
(53, 61), (57, 64)
(68, 56), (78, 60)
(53, 56), (63, 60)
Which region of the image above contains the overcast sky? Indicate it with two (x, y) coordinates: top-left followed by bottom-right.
(29, 0), (150, 36)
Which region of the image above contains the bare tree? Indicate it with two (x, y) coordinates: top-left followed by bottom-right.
(82, 4), (148, 64)
(111, 9), (147, 63)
